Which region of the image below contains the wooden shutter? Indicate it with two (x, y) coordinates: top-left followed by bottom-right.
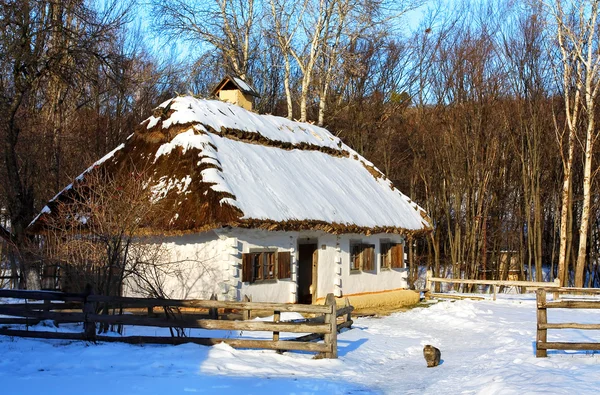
(391, 244), (404, 268)
(363, 244), (375, 271)
(277, 251), (291, 279)
(242, 253), (252, 282)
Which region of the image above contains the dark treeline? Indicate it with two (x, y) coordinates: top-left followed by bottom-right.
(1, 0), (599, 289)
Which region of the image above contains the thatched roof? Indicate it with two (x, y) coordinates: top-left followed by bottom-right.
(29, 96), (431, 236)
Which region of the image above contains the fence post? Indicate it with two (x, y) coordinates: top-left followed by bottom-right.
(425, 270), (433, 298)
(345, 297), (352, 327)
(82, 284), (96, 341)
(492, 284), (497, 301)
(209, 293), (218, 319)
(536, 288), (547, 358)
(242, 295), (251, 320)
(324, 293), (338, 359)
(553, 278), (560, 300)
(273, 310), (280, 342)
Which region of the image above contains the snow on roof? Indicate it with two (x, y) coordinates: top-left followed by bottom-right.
(29, 96), (430, 235)
(207, 134), (426, 229)
(28, 143), (125, 228)
(146, 96), (342, 151)
(211, 76), (260, 98)
(232, 77), (256, 95)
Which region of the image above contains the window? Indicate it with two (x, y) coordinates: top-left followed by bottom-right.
(350, 241), (375, 272)
(242, 251), (292, 283)
(350, 241), (362, 271)
(381, 240), (404, 269)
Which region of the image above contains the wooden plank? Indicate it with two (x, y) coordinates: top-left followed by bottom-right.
(430, 293), (485, 301)
(538, 342), (600, 351)
(0, 302), (82, 310)
(545, 300), (600, 309)
(337, 320), (353, 331)
(87, 314), (330, 333)
(0, 306), (85, 323)
(95, 335), (331, 353)
(0, 318), (41, 325)
(337, 305), (354, 317)
(428, 277), (560, 288)
(0, 289), (85, 302)
(540, 323), (600, 330)
(0, 328), (86, 341)
(553, 287), (600, 294)
(87, 295), (332, 314)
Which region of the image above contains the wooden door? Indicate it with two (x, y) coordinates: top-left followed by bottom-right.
(297, 243), (317, 304)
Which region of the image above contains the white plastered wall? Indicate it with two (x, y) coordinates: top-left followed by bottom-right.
(124, 228), (408, 303)
(228, 228), (298, 303)
(124, 231), (230, 300)
(228, 228), (408, 303)
(315, 233), (408, 300)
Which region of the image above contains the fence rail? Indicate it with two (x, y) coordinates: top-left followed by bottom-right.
(536, 288), (600, 357)
(425, 270), (560, 300)
(0, 289), (353, 358)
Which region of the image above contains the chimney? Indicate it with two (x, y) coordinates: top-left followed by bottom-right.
(211, 75), (260, 111)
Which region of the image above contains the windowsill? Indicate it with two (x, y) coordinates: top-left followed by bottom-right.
(249, 279), (278, 285)
(380, 267), (391, 272)
(350, 269), (361, 275)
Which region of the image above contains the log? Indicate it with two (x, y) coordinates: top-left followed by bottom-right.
(545, 300), (600, 309)
(0, 318), (41, 325)
(0, 302), (82, 311)
(95, 335), (331, 353)
(0, 306), (85, 323)
(337, 320), (353, 331)
(292, 332), (324, 343)
(0, 289), (85, 302)
(554, 287), (600, 295)
(540, 323), (600, 330)
(427, 277), (560, 289)
(86, 314), (330, 333)
(0, 328), (86, 341)
(87, 295), (332, 314)
(537, 342), (600, 351)
(429, 293), (485, 301)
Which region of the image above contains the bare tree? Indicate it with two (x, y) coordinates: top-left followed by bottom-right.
(0, 0), (132, 288)
(152, 0), (258, 80)
(545, 0), (600, 286)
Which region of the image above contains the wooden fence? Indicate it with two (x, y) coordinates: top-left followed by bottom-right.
(536, 288), (600, 357)
(425, 270), (561, 300)
(0, 289), (353, 359)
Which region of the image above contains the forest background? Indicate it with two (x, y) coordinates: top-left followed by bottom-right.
(1, 0), (599, 290)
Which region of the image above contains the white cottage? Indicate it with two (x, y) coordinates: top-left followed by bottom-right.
(30, 94), (431, 305)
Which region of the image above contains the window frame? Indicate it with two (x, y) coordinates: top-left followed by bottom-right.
(349, 240), (376, 273)
(349, 240), (362, 273)
(380, 240), (405, 270)
(380, 239), (393, 271)
(242, 249), (292, 284)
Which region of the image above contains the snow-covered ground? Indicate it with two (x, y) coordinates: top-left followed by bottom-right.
(2, 294), (600, 394)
